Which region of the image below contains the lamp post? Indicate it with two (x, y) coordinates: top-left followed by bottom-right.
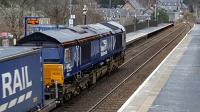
(147, 16), (150, 28)
(69, 0), (72, 15)
(83, 5), (88, 25)
(116, 10), (120, 22)
(134, 13), (137, 31)
(154, 3), (157, 21)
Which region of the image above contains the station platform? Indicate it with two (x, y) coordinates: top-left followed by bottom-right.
(118, 24), (198, 112)
(126, 23), (172, 45)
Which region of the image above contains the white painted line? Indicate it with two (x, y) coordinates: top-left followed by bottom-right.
(25, 91), (32, 100)
(8, 98), (17, 108)
(118, 24), (194, 112)
(17, 94), (25, 104)
(0, 103), (8, 112)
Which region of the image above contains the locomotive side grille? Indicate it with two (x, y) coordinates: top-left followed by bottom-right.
(81, 42), (91, 64)
(115, 34), (122, 50)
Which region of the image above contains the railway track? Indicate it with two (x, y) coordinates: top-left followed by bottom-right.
(125, 23), (184, 57)
(53, 22), (192, 112)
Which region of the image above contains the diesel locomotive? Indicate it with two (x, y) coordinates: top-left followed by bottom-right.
(17, 21), (126, 101)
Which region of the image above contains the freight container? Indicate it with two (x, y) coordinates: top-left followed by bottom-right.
(0, 47), (43, 112)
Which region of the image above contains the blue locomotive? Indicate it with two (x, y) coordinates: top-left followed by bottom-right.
(17, 21), (126, 101)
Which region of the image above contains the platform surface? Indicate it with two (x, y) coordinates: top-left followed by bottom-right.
(126, 23), (171, 44)
(119, 24), (199, 112)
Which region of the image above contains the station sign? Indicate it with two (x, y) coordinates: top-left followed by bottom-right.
(70, 15), (75, 19)
(27, 19), (39, 25)
(38, 18), (50, 25)
(26, 18), (50, 25)
(24, 17), (51, 36)
(69, 18), (74, 27)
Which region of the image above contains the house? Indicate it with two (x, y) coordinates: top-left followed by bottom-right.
(123, 0), (145, 13)
(158, 0), (183, 21)
(158, 0), (180, 12)
(122, 0), (152, 22)
(96, 0), (153, 25)
(181, 3), (189, 13)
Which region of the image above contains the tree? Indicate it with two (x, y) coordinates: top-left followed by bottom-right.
(151, 9), (169, 23)
(0, 0), (35, 38)
(0, 0), (104, 38)
(183, 0), (200, 5)
(73, 0), (104, 25)
(97, 0), (125, 8)
(183, 0), (200, 12)
(38, 0), (69, 25)
(37, 0), (103, 25)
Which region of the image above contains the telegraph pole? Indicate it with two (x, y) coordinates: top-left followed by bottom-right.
(178, 0), (180, 19)
(109, 0), (111, 8)
(69, 0), (72, 15)
(134, 13), (137, 31)
(68, 0), (74, 27)
(109, 0), (112, 20)
(154, 0), (157, 21)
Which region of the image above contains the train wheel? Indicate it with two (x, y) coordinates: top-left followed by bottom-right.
(63, 93), (72, 101)
(74, 87), (81, 95)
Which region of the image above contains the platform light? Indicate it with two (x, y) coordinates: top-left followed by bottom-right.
(83, 5), (88, 25)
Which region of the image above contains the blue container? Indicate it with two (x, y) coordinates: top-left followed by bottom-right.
(0, 47), (43, 112)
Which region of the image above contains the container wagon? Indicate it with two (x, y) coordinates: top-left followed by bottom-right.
(0, 47), (44, 112)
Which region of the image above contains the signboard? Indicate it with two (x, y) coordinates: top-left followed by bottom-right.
(24, 17), (51, 36)
(69, 18), (74, 27)
(38, 18), (50, 25)
(27, 19), (39, 25)
(0, 32), (8, 37)
(70, 15), (75, 19)
(27, 18), (50, 25)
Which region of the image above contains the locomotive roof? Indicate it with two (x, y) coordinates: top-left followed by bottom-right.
(17, 21), (124, 46)
(18, 27), (97, 44)
(86, 23), (113, 34)
(108, 21), (126, 31)
(41, 27), (97, 43)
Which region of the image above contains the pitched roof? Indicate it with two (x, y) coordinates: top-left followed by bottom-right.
(128, 0), (145, 9)
(159, 0), (179, 3)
